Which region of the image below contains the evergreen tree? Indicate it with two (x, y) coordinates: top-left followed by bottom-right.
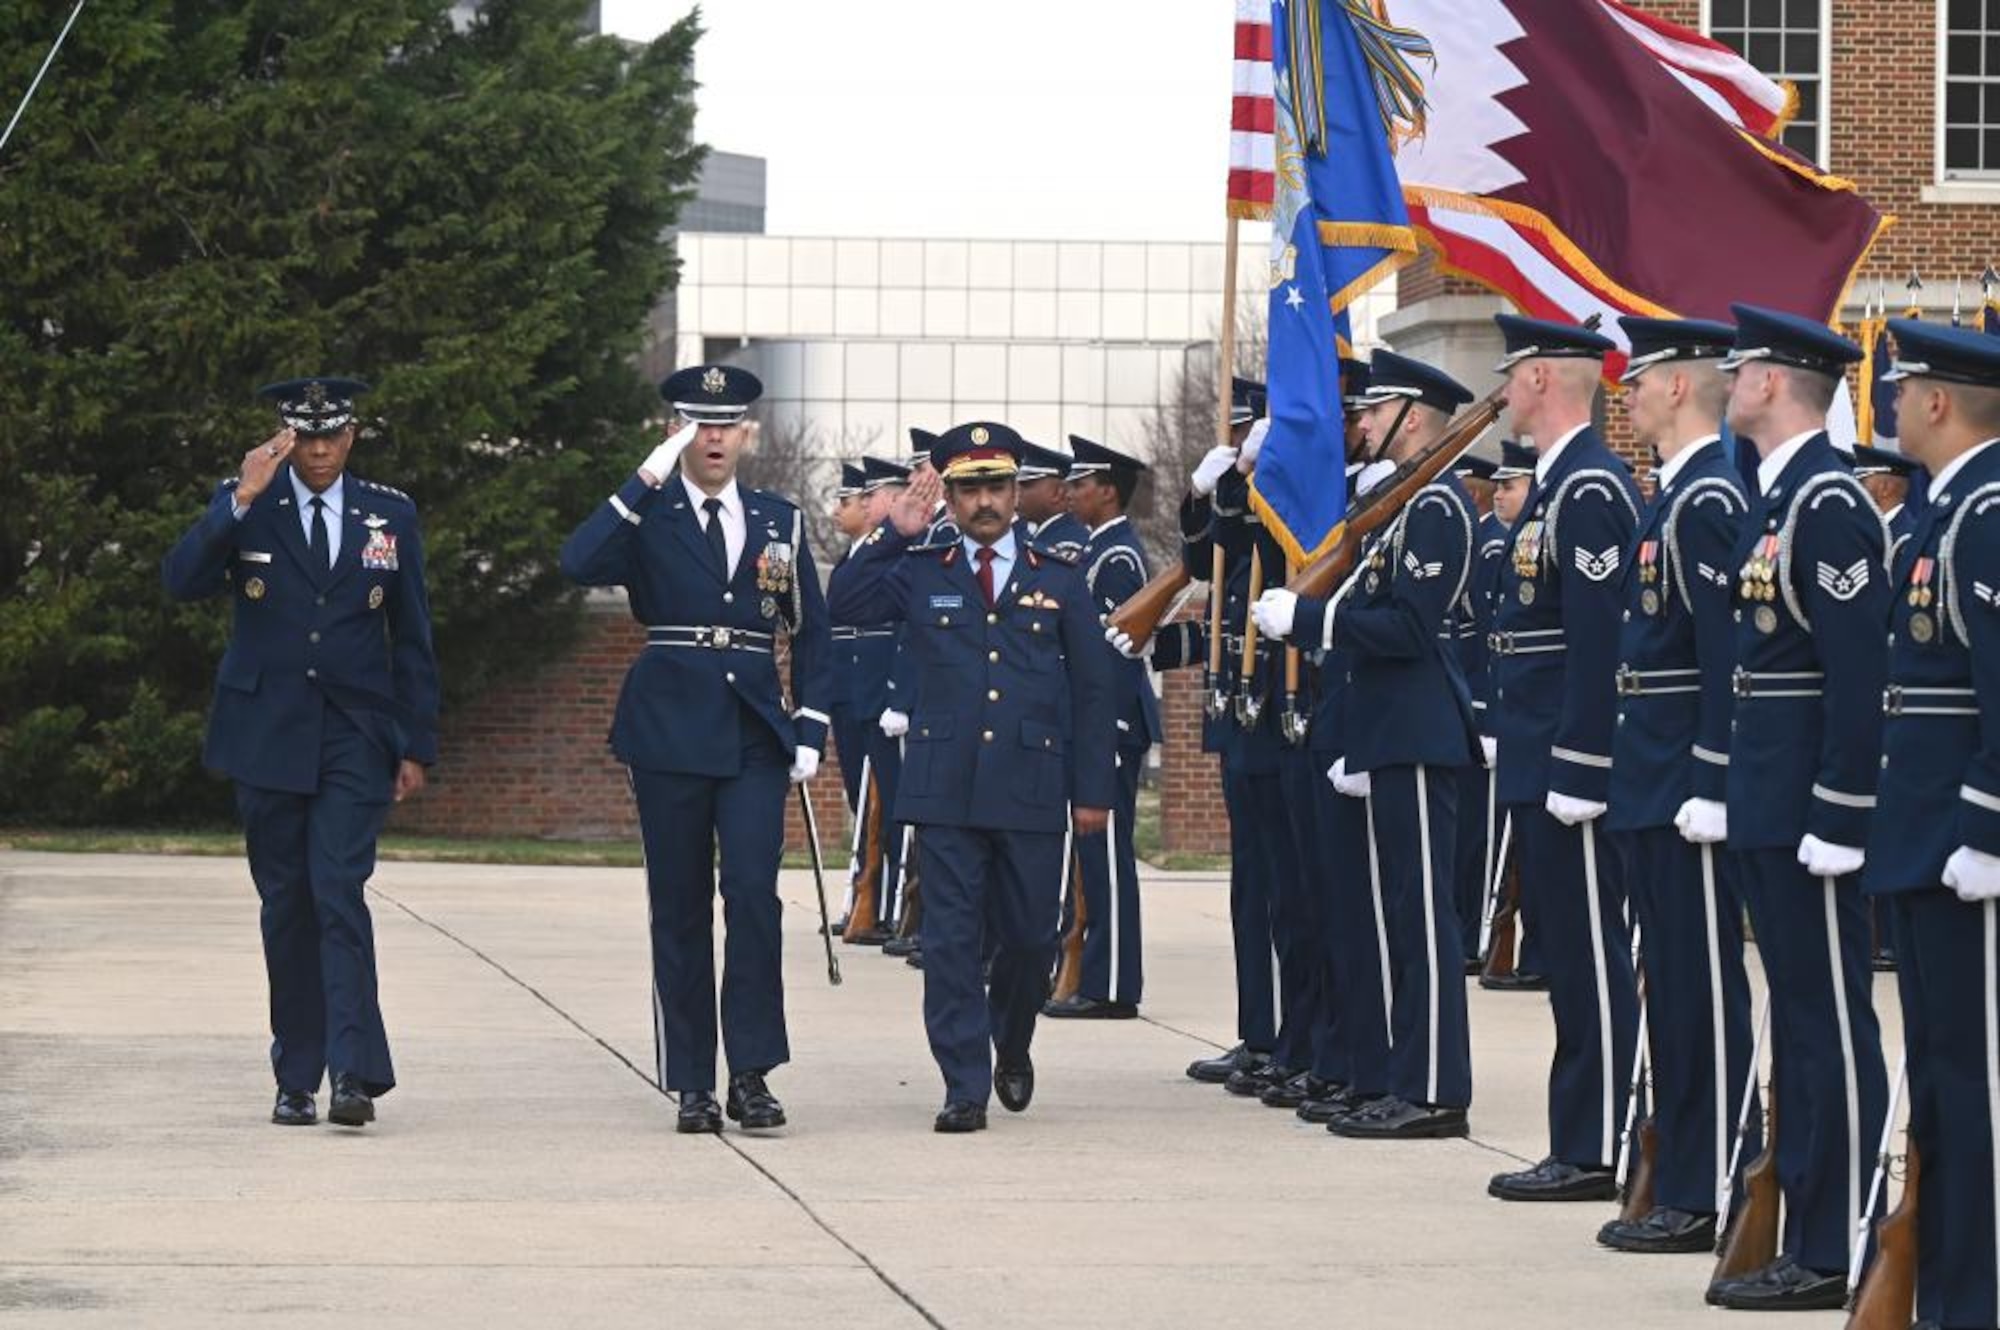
(0, 0), (703, 823)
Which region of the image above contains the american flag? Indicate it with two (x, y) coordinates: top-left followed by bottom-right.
(1227, 0), (1273, 220)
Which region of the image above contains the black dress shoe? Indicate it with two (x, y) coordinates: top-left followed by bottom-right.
(1041, 995), (1139, 1020)
(677, 1090), (724, 1134)
(934, 1101), (988, 1133)
(905, 949), (923, 970)
(726, 1072), (786, 1129)
(845, 926), (894, 947)
(994, 1059), (1034, 1112)
(1295, 1085), (1370, 1124)
(1596, 1206), (1717, 1254)
(327, 1073), (374, 1128)
(1487, 1156), (1616, 1201)
(1186, 1043), (1267, 1084)
(1479, 971), (1550, 992)
(1260, 1072), (1330, 1109)
(1704, 1255), (1846, 1311)
(1225, 1062), (1295, 1098)
(823, 915), (849, 937)
(1462, 956), (1483, 975)
(271, 1088), (317, 1127)
(883, 936), (919, 958)
(1327, 1096), (1470, 1139)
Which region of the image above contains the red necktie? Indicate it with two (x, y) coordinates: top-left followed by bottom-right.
(975, 546), (997, 609)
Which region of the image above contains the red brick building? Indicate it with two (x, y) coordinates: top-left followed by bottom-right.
(402, 1), (1999, 854)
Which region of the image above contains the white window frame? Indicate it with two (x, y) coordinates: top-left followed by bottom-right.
(1928, 0), (2000, 201)
(1699, 0), (1833, 168)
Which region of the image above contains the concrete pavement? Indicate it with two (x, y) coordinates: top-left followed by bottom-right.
(0, 851), (1900, 1327)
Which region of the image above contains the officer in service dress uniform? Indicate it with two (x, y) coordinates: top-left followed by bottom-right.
(559, 365), (832, 1135)
(1483, 317), (1644, 1202)
(1253, 351), (1482, 1139)
(1704, 307), (1889, 1311)
(1044, 436), (1160, 1020)
(1594, 318), (1757, 1256)
(1866, 319), (2000, 1330)
(828, 423), (1115, 1133)
(162, 376), (439, 1129)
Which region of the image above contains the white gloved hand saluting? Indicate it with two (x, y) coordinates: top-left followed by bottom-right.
(1546, 791), (1607, 826)
(1191, 444), (1240, 498)
(1944, 846), (2000, 903)
(639, 421), (699, 485)
(1237, 417), (1271, 470)
(878, 709), (909, 738)
(788, 746), (820, 785)
(1329, 757), (1372, 799)
(1251, 588), (1298, 642)
(1674, 798), (1728, 845)
(1105, 624), (1149, 661)
(1797, 833), (1865, 878)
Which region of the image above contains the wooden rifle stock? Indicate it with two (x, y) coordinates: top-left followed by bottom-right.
(1109, 562), (1193, 644)
(1618, 1118), (1659, 1224)
(1480, 854), (1521, 982)
(1845, 1140), (1918, 1328)
(1286, 388), (1504, 601)
(1715, 1083), (1780, 1281)
(1051, 848), (1087, 1002)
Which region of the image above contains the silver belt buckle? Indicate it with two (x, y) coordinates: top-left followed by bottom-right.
(1882, 684), (1902, 716)
(711, 626), (732, 649)
(1615, 665), (1638, 696)
(1731, 667), (1751, 698)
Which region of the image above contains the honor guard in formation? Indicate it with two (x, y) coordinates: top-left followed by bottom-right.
(559, 364), (832, 1135)
(1702, 307), (1891, 1310)
(163, 376), (439, 1129)
(1015, 442), (1090, 559)
(1597, 318), (1757, 1255)
(1485, 315), (1644, 1202)
(1452, 452), (1502, 971)
(827, 461), (874, 934)
(1865, 319), (2000, 1330)
(827, 458), (912, 946)
(1044, 435), (1159, 1020)
(828, 423), (1115, 1132)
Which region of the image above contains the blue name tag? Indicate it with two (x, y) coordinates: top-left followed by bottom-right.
(928, 594), (964, 610)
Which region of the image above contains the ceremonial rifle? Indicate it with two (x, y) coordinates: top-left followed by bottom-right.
(1715, 1073), (1779, 1281)
(1845, 1055), (1913, 1322)
(1615, 937), (1656, 1223)
(1716, 994), (1772, 1231)
(1051, 831), (1087, 1002)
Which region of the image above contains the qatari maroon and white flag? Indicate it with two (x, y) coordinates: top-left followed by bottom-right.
(1384, 0), (1886, 365)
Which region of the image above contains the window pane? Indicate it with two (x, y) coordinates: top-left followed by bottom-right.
(1949, 80), (1981, 124)
(1988, 0), (2000, 28)
(1782, 122), (1817, 159)
(1985, 127), (2000, 168)
(1988, 36), (2000, 76)
(1791, 78), (1819, 113)
(1785, 33), (1819, 73)
(1951, 32), (1984, 76)
(1748, 0), (1782, 27)
(1748, 32), (1782, 71)
(1786, 0), (1818, 24)
(1955, 0), (1983, 28)
(1984, 81), (2000, 124)
(1711, 0), (1745, 27)
(1947, 126), (1980, 171)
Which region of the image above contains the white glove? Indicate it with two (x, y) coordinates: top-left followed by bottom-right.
(1330, 757), (1372, 799)
(1797, 833), (1865, 878)
(1356, 458), (1398, 495)
(788, 746), (821, 784)
(1546, 791), (1607, 826)
(1190, 444), (1240, 498)
(1237, 417), (1271, 469)
(1480, 736), (1498, 769)
(639, 420), (699, 484)
(878, 709), (909, 738)
(1944, 846), (2000, 903)
(1105, 624), (1149, 660)
(1674, 797), (1729, 845)
(1251, 588), (1298, 641)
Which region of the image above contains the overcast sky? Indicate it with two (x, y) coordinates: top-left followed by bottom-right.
(602, 1), (1260, 243)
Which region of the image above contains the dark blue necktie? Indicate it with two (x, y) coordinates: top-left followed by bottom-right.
(308, 495), (331, 571)
(702, 497), (729, 577)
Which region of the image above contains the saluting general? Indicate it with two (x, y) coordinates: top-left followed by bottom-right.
(1865, 319), (2000, 1330)
(828, 423), (1115, 1133)
(162, 376), (439, 1131)
(560, 364), (832, 1136)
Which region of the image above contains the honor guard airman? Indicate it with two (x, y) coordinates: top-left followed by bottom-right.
(559, 364), (832, 1136)
(1452, 452), (1503, 970)
(162, 375), (439, 1130)
(827, 459), (910, 946)
(1015, 442), (1090, 559)
(1596, 317), (1758, 1256)
(1704, 306), (1889, 1311)
(1255, 351), (1482, 1139)
(1484, 316), (1644, 1202)
(1044, 435), (1160, 1020)
(1865, 318), (2000, 1330)
(828, 423), (1115, 1132)
(828, 460), (874, 934)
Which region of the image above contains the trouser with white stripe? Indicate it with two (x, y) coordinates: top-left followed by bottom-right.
(1453, 763), (1495, 963)
(1515, 804), (1639, 1168)
(1735, 849), (1887, 1274)
(1893, 888), (1998, 1329)
(1221, 765), (1285, 1055)
(1289, 758), (1388, 1092)
(1075, 747), (1145, 1005)
(1619, 827), (1756, 1214)
(1371, 765), (1472, 1109)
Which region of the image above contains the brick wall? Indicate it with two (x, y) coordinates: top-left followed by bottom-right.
(391, 596), (848, 852)
(1156, 595), (1230, 855)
